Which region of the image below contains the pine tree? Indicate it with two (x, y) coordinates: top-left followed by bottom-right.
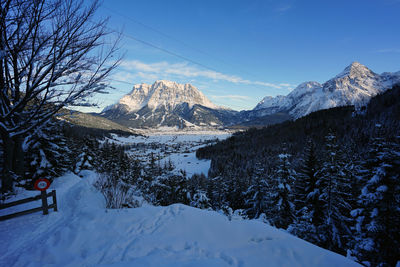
(352, 132), (400, 266)
(73, 138), (97, 175)
(24, 121), (72, 187)
(294, 140), (323, 224)
(289, 140), (322, 244)
(244, 163), (271, 219)
(206, 175), (229, 211)
(270, 153), (295, 229)
(186, 173), (210, 209)
(152, 173), (189, 206)
(318, 133), (352, 253)
(190, 189), (210, 209)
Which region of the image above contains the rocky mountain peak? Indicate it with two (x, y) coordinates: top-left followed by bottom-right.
(105, 80), (218, 114)
(100, 80), (236, 129)
(254, 62), (400, 119)
(336, 61), (376, 79)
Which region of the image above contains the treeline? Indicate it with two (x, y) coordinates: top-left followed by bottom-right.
(4, 86), (399, 266)
(194, 85), (400, 266)
(1, 121), (134, 191)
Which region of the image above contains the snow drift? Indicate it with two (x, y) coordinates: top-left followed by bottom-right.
(0, 171), (360, 266)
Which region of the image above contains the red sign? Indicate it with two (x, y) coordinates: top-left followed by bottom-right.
(34, 178), (51, 191)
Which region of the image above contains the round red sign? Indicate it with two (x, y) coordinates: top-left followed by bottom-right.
(34, 178), (51, 191)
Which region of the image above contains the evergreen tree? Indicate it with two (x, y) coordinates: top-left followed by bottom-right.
(289, 140), (322, 244)
(270, 153), (295, 229)
(352, 133), (400, 266)
(73, 138), (97, 175)
(318, 133), (352, 253)
(294, 140), (323, 225)
(24, 121), (72, 187)
(152, 174), (189, 206)
(190, 189), (211, 209)
(244, 163), (271, 219)
(206, 175), (229, 211)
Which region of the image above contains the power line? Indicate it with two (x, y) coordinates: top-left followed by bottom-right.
(102, 6), (209, 56)
(101, 5), (278, 92)
(105, 24), (283, 98)
(104, 26), (223, 75)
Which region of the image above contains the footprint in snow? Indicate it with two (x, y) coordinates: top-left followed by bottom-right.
(249, 236), (273, 243)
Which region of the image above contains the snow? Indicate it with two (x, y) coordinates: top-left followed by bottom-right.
(107, 131), (230, 176)
(0, 171), (360, 266)
(161, 151), (210, 176)
(253, 62), (400, 119)
(106, 80), (218, 113)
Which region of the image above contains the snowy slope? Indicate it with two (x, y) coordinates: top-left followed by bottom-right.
(254, 62), (400, 118)
(0, 172), (360, 267)
(100, 80), (239, 128)
(105, 80), (218, 113)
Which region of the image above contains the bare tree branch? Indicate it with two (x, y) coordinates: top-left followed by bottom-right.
(0, 0), (121, 191)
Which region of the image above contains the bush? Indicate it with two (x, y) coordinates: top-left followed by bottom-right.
(94, 173), (140, 209)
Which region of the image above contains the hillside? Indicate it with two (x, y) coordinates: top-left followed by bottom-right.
(254, 62), (400, 118)
(0, 171), (359, 267)
(194, 85), (400, 265)
(96, 63), (399, 130)
(198, 84), (400, 168)
(58, 110), (134, 133)
(100, 80), (237, 128)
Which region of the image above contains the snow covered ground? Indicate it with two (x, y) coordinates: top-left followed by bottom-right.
(0, 171), (360, 266)
(107, 131), (231, 176)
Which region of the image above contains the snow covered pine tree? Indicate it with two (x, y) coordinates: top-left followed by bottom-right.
(352, 129), (400, 266)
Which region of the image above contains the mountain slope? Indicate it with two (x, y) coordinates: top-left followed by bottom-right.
(106, 80), (218, 113)
(57, 110), (134, 133)
(101, 80), (238, 128)
(254, 62), (400, 118)
(98, 63), (399, 129)
(0, 171), (360, 266)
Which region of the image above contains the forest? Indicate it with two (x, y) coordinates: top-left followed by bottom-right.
(2, 85), (399, 266)
(195, 85), (400, 266)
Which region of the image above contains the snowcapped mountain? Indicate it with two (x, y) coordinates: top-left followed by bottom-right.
(101, 80), (237, 128)
(106, 80), (218, 113)
(98, 63), (399, 129)
(254, 62), (400, 118)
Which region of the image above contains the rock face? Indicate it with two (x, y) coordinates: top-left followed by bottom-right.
(98, 63), (400, 129)
(100, 80), (237, 128)
(108, 80), (218, 113)
(254, 62), (400, 118)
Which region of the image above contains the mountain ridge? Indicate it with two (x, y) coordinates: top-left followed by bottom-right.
(101, 80), (237, 129)
(98, 62), (399, 129)
(254, 62), (400, 118)
(103, 80), (219, 114)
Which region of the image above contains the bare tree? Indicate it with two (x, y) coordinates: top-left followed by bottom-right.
(0, 0), (120, 192)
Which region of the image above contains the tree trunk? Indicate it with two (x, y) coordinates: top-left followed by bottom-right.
(1, 135), (24, 193)
(1, 136), (15, 192)
(13, 136), (25, 177)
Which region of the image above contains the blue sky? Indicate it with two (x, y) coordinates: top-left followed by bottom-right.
(85, 0), (400, 112)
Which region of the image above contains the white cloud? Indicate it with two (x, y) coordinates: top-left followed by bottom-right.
(279, 83), (294, 87)
(210, 95), (252, 101)
(118, 60), (286, 89)
(112, 71), (137, 83)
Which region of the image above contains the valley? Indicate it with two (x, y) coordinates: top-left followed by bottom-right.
(106, 129), (232, 177)
(1, 1), (399, 266)
(80, 62), (400, 132)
